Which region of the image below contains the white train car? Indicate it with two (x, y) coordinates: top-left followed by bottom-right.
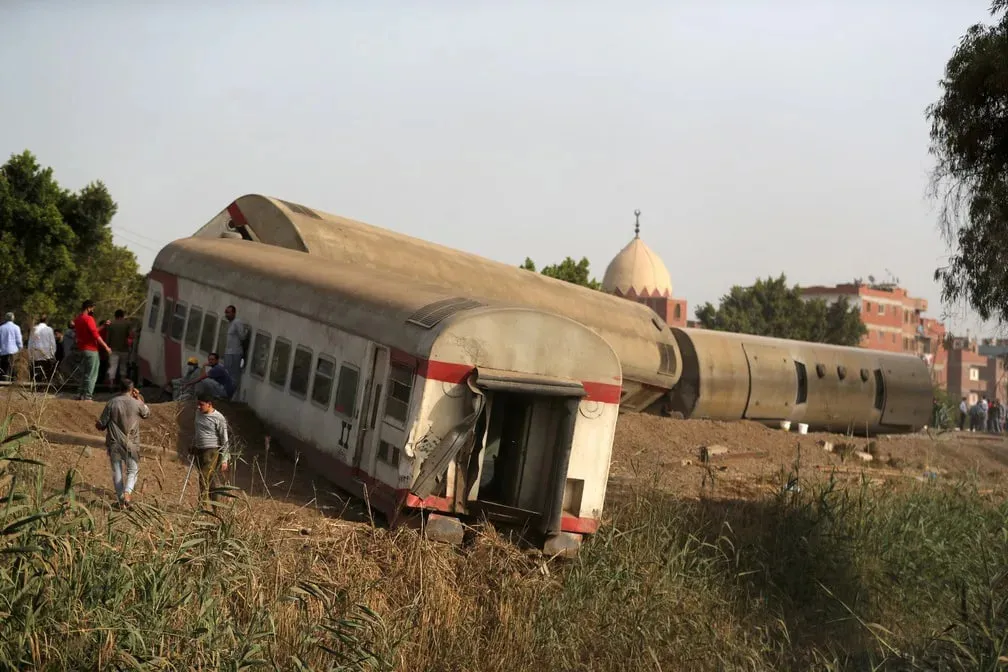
(138, 236), (623, 554)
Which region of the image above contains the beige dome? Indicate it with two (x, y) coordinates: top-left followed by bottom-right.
(601, 211), (673, 299)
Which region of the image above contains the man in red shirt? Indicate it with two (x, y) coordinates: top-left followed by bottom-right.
(73, 299), (111, 401)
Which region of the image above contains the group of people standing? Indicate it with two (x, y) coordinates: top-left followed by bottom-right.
(0, 302), (138, 397)
(958, 395), (1006, 433)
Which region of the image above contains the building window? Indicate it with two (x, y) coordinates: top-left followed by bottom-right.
(673, 304), (682, 320)
(878, 304), (884, 315)
(891, 333), (896, 344)
(334, 364), (360, 417)
(289, 346), (313, 398)
(969, 367), (980, 382)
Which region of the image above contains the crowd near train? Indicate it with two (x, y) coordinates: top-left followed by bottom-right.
(135, 194), (933, 554)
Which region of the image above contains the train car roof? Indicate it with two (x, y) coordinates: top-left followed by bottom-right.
(191, 194), (684, 389)
(192, 194), (679, 347)
(677, 326), (928, 363)
(152, 236), (617, 365)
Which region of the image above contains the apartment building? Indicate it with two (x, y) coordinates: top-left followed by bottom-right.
(801, 281), (947, 388)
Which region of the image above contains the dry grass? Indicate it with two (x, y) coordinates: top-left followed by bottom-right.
(2, 407), (1008, 671)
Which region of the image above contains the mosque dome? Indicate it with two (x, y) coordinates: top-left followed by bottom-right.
(601, 210), (673, 299)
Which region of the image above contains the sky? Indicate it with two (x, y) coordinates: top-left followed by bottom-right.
(0, 0), (999, 336)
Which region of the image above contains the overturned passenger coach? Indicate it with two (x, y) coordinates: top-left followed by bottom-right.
(139, 237), (622, 555)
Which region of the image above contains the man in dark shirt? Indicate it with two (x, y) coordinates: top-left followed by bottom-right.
(105, 309), (133, 387)
(183, 352), (235, 399)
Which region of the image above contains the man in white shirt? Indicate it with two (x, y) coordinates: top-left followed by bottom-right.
(27, 315), (57, 385)
(0, 312), (23, 382)
(222, 305), (250, 400)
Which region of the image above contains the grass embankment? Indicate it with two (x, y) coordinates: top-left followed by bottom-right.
(2, 430), (1007, 670)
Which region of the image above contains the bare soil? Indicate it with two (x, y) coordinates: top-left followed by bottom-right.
(5, 390), (1008, 526)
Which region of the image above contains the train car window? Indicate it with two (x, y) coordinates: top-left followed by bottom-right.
(311, 356), (336, 407)
(250, 331), (272, 379)
(334, 364), (360, 418)
(378, 440), (400, 467)
(384, 362), (414, 425)
(147, 293), (161, 331)
(794, 362), (808, 405)
(269, 338), (292, 388)
(200, 312), (218, 354)
(184, 307), (203, 349)
(289, 346), (313, 398)
(170, 302), (187, 342)
(216, 321), (228, 363)
(873, 369), (885, 411)
(161, 298), (174, 337)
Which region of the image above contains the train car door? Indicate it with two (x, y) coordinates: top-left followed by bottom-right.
(878, 357), (931, 429)
(741, 343), (796, 421)
(353, 345), (388, 471)
(353, 346), (413, 482)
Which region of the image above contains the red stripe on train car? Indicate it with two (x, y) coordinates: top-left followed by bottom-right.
(401, 493), (599, 534)
(414, 355), (622, 405)
(227, 202), (249, 228)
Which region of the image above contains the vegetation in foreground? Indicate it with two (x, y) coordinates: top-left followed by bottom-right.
(2, 429), (1007, 671)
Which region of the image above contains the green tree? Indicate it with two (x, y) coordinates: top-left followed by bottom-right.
(0, 150), (146, 326)
(519, 256), (601, 289)
(695, 274), (866, 346)
(928, 1), (1008, 322)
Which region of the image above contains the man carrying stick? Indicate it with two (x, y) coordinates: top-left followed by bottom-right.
(190, 393), (230, 505)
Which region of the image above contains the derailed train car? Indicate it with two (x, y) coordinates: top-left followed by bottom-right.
(139, 237), (622, 555)
(188, 194), (932, 434)
(669, 329), (931, 433)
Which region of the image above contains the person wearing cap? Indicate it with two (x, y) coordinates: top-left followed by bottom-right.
(73, 299), (112, 401)
(182, 352), (234, 400)
(190, 393), (230, 505)
(170, 356), (203, 400)
(95, 378), (150, 508)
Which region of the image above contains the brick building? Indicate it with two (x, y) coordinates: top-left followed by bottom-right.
(800, 281), (947, 388)
(600, 210), (688, 327)
(946, 336), (1007, 406)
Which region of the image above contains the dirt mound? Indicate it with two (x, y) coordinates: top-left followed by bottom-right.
(610, 413), (1008, 500)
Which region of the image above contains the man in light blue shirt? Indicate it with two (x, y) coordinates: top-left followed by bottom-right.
(0, 312), (23, 382)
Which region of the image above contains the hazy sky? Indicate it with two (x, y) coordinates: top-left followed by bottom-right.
(0, 1), (997, 335)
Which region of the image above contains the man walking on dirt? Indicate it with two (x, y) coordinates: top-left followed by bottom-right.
(222, 305), (249, 400)
(95, 378), (151, 508)
(74, 300), (112, 401)
(190, 393), (231, 505)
